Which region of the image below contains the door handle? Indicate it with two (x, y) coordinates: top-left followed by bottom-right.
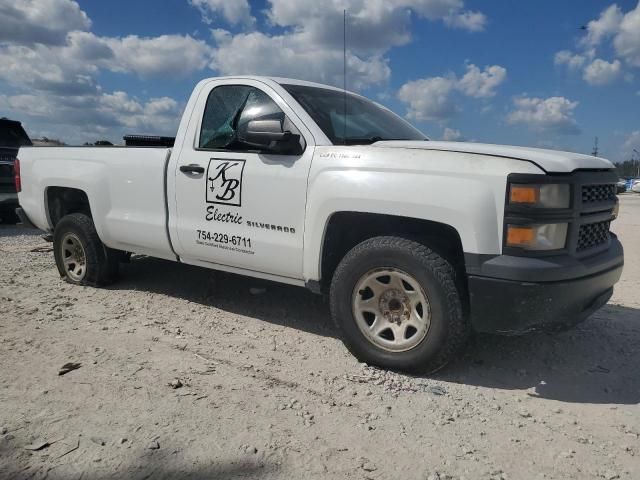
(180, 164), (205, 174)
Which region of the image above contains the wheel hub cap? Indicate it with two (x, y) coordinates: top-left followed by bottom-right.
(352, 268), (431, 352)
(379, 290), (410, 325)
(61, 233), (87, 282)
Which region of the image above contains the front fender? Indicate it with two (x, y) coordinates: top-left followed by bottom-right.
(302, 149), (543, 281)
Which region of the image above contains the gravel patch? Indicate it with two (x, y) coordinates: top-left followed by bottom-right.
(0, 196), (639, 479)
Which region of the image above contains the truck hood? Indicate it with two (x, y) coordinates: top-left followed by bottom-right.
(373, 141), (614, 173)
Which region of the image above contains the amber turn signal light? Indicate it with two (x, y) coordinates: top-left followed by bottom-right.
(509, 185), (538, 204)
(506, 225), (535, 247)
(505, 223), (568, 250)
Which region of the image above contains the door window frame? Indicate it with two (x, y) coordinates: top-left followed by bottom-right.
(193, 83), (309, 155)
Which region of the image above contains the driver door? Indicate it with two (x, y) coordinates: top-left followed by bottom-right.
(171, 80), (313, 281)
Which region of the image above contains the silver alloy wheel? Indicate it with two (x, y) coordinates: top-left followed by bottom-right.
(352, 268), (431, 352)
(60, 233), (87, 282)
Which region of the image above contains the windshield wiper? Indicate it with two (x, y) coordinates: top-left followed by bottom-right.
(342, 137), (419, 145)
(339, 136), (379, 145)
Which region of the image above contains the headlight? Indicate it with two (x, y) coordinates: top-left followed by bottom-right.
(509, 184), (570, 208)
(506, 223), (568, 250)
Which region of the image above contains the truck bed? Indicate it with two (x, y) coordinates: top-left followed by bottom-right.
(18, 146), (176, 260)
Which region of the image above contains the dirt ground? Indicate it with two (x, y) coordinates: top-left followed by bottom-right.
(1, 195), (638, 480)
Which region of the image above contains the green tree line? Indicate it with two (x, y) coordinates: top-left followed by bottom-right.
(615, 159), (640, 178)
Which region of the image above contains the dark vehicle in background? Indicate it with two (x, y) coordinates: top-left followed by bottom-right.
(0, 118), (32, 223)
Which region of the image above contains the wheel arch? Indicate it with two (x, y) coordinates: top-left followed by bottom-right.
(315, 211), (466, 292)
(45, 186), (93, 229)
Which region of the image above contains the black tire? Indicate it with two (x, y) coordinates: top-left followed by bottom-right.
(330, 236), (469, 374)
(53, 213), (119, 287)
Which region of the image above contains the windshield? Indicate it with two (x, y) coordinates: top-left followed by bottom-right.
(282, 84), (427, 145)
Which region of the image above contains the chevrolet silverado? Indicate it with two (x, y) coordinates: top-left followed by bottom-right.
(15, 76), (624, 372)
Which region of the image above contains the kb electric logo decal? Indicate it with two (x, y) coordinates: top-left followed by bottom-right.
(206, 158), (245, 207)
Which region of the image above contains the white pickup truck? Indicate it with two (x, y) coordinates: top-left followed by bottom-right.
(16, 76), (624, 373)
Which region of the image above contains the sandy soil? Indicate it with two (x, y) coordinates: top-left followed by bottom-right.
(1, 195), (639, 480)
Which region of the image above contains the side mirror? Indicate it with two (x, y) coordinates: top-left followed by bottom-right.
(238, 119), (303, 155)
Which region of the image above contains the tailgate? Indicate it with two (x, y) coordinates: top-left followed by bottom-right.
(0, 149), (17, 194)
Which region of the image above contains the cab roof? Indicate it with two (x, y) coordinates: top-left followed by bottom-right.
(201, 76), (351, 94)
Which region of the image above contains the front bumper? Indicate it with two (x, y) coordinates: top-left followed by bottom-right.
(467, 236), (624, 334)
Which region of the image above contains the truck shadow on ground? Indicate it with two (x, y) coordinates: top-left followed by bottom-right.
(0, 225), (43, 238)
(114, 255), (334, 337)
(441, 303), (640, 405)
(113, 256), (640, 405)
(0, 465), (274, 480)
(0, 439), (277, 480)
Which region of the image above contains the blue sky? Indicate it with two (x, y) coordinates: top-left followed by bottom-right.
(1, 0), (639, 162)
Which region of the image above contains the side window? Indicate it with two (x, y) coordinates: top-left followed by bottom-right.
(198, 85), (296, 152)
(199, 85), (251, 149)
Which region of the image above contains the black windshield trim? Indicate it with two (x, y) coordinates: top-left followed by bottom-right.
(282, 84), (426, 146)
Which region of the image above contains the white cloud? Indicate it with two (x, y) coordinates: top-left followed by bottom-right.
(554, 49), (592, 70)
(0, 0), (91, 46)
(442, 127), (464, 141)
(206, 0), (486, 89)
(398, 76), (457, 122)
(267, 0), (486, 50)
(211, 29), (390, 90)
(0, 1), (211, 93)
(0, 0), (490, 143)
(558, 3), (640, 83)
(443, 10), (487, 32)
(583, 58), (622, 85)
(188, 0), (255, 27)
(456, 63), (506, 98)
(0, 31), (211, 97)
(0, 91), (182, 143)
(0, 0), (201, 143)
(266, 1), (410, 54)
(507, 96), (580, 135)
(582, 4), (623, 47)
(0, 43), (100, 95)
(622, 130), (640, 159)
(613, 2), (640, 67)
(99, 92), (181, 132)
(397, 63), (506, 121)
(103, 34), (211, 77)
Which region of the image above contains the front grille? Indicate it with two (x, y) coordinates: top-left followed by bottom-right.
(577, 220), (610, 252)
(506, 171), (618, 257)
(582, 184), (616, 203)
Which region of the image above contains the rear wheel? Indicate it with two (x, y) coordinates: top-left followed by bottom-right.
(330, 236), (469, 374)
(53, 213), (119, 286)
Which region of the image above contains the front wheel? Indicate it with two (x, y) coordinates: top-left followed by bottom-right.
(53, 213), (119, 287)
(330, 236), (469, 374)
